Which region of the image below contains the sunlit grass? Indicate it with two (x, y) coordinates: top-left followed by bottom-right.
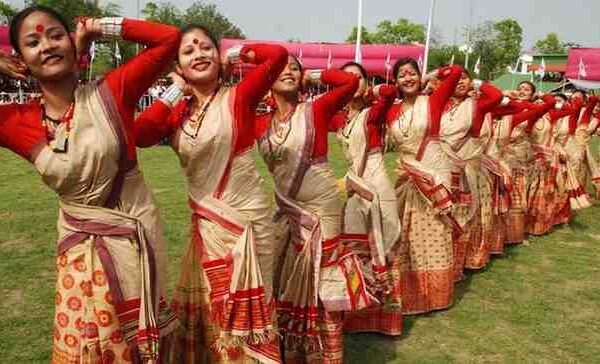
(1, 137), (599, 363)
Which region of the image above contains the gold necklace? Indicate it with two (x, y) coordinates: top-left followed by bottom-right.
(182, 86), (220, 141)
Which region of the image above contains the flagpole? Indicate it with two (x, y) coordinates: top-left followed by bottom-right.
(465, 0), (473, 70)
(423, 0), (436, 73)
(355, 0), (363, 63)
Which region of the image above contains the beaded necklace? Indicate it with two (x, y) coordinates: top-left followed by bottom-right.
(41, 100), (75, 153)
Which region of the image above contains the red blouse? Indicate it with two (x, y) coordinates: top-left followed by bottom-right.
(385, 65), (464, 135)
(0, 19), (181, 161)
(135, 44), (288, 153)
(329, 84), (397, 149)
(520, 95), (557, 133)
(468, 82), (503, 137)
(254, 69), (360, 158)
(548, 97), (583, 127)
(576, 96), (599, 127)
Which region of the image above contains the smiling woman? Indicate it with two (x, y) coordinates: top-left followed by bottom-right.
(133, 25), (289, 364)
(0, 5), (182, 364)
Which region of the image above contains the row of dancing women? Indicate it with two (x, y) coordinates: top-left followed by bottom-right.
(1, 5), (598, 364)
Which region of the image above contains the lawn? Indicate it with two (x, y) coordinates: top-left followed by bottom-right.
(0, 138), (599, 363)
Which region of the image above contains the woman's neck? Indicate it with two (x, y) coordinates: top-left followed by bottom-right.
(191, 79), (220, 106)
(273, 91), (298, 119)
(348, 98), (364, 114)
(38, 74), (78, 117)
(404, 94), (417, 106)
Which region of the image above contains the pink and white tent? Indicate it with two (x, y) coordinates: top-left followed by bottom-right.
(566, 48), (600, 89)
(221, 38), (424, 78)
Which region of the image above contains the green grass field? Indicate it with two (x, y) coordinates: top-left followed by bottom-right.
(1, 139), (599, 363)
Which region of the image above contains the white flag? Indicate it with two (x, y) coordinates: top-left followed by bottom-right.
(417, 55), (423, 73)
(537, 57), (546, 79)
(473, 56), (481, 76)
(385, 50), (392, 71)
(114, 41), (122, 64)
(327, 50), (333, 69)
(89, 41), (96, 63)
(449, 54), (455, 66)
(579, 57), (588, 79)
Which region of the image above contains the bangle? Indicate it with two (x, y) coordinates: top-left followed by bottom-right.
(226, 45), (244, 64)
(159, 84), (184, 108)
(99, 17), (124, 39)
(307, 69), (323, 83)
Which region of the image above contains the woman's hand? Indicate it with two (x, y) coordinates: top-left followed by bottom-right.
(0, 51), (27, 80)
(74, 17), (103, 60)
(167, 71), (193, 96)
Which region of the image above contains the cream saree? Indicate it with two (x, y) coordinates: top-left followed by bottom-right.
(552, 115), (591, 223)
(336, 108), (403, 336)
(388, 96), (458, 315)
(170, 87), (280, 364)
(258, 103), (369, 364)
(35, 82), (176, 364)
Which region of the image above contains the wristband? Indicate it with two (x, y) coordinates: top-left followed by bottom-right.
(306, 69), (323, 83)
(226, 45), (244, 64)
(159, 84), (184, 108)
(99, 17), (124, 39)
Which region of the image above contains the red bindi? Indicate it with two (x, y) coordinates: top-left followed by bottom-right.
(193, 38), (199, 45)
(35, 24), (44, 33)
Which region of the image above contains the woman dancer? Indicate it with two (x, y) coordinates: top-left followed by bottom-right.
(385, 59), (463, 315)
(135, 27), (287, 363)
(550, 94), (592, 226)
(488, 94), (557, 249)
(254, 56), (363, 363)
(527, 94), (584, 234)
(498, 81), (539, 243)
(329, 62), (402, 336)
(0, 7), (180, 363)
(440, 71), (503, 274)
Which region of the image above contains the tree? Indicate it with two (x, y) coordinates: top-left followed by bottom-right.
(141, 1), (182, 28)
(534, 33), (567, 54)
(142, 1), (244, 39)
(26, 0), (121, 29)
(467, 18), (523, 80)
(427, 45), (465, 70)
(183, 2), (244, 39)
(491, 19), (522, 74)
(345, 26), (374, 44)
(371, 18), (425, 45)
(346, 18), (425, 45)
(0, 1), (16, 24)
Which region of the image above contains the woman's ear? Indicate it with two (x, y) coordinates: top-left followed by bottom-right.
(174, 63), (184, 77)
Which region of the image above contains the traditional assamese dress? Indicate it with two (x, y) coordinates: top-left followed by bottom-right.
(489, 97), (556, 247)
(527, 98), (582, 235)
(330, 85), (403, 336)
(443, 83), (503, 271)
(255, 69), (365, 364)
(385, 65), (463, 315)
(135, 44), (288, 363)
(551, 98), (592, 225)
(0, 18), (180, 363)
(565, 97), (600, 195)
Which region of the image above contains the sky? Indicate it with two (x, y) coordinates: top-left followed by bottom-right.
(7, 0), (600, 49)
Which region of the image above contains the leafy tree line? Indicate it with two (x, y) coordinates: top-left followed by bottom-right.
(0, 0), (583, 82)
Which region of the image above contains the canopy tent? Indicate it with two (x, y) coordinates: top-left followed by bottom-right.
(566, 48), (600, 90)
(221, 38), (424, 77)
